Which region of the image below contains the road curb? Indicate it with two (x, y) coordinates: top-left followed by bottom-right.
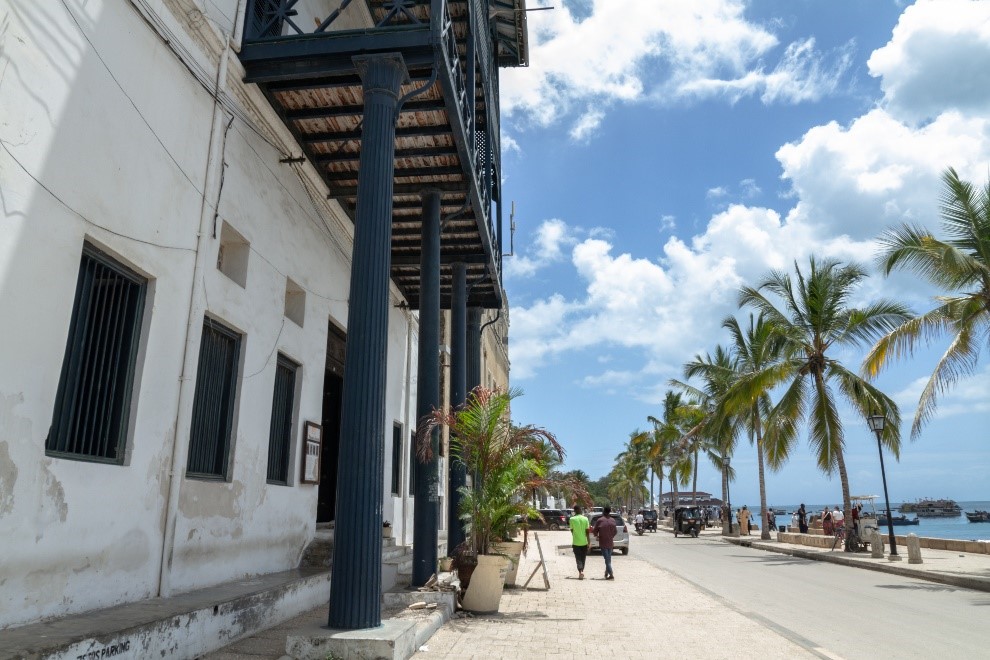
(723, 537), (990, 593)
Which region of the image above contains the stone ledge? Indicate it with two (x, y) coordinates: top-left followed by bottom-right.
(285, 618), (417, 660)
(776, 530), (990, 554)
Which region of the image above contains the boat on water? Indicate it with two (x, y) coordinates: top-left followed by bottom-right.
(878, 513), (919, 526)
(899, 498), (962, 517)
(965, 510), (990, 523)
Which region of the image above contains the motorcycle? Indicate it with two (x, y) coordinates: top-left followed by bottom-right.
(634, 521), (645, 536)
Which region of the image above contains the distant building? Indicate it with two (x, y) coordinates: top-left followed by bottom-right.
(660, 491), (724, 506)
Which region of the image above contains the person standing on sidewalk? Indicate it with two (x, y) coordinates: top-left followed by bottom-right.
(569, 505), (590, 580)
(593, 506), (618, 580)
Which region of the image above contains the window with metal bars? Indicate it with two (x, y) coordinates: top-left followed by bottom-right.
(267, 354), (297, 485)
(47, 244), (147, 463)
(391, 422), (402, 495)
(187, 318), (241, 479)
(408, 430), (417, 497)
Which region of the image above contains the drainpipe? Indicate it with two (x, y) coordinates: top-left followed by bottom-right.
(157, 46), (231, 597)
(400, 304), (415, 547)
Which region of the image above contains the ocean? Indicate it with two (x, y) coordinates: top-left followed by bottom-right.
(761, 501), (990, 542)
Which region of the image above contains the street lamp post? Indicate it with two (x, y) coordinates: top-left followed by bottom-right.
(725, 457), (732, 535)
(867, 413), (901, 561)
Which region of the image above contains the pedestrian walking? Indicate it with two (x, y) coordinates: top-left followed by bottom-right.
(798, 504), (808, 534)
(739, 506), (751, 535)
(569, 504), (590, 580)
(592, 505), (618, 580)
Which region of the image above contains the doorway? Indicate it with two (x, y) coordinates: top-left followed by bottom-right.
(318, 323), (345, 523)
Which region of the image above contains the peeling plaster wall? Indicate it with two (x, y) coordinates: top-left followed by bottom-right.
(0, 0), (415, 628)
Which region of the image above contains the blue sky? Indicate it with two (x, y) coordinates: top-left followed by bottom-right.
(497, 0), (990, 506)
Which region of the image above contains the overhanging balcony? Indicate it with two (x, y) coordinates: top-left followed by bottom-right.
(239, 0), (529, 309)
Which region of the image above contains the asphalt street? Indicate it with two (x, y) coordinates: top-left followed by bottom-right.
(632, 529), (990, 659)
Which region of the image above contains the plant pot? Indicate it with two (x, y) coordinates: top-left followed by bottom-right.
(456, 557), (478, 590)
(461, 555), (509, 613)
(382, 527), (392, 539)
(493, 541), (525, 586)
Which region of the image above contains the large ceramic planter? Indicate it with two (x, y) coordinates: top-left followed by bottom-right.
(493, 541), (525, 586)
(461, 555), (509, 613)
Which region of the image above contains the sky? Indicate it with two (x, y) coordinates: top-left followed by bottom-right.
(497, 0), (990, 507)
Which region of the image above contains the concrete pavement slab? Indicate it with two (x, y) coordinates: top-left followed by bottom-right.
(414, 531), (816, 659)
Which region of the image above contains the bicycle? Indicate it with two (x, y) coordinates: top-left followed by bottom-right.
(830, 524), (846, 551)
(830, 524), (866, 552)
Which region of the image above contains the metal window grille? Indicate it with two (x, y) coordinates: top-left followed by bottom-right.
(267, 355), (297, 484)
(391, 423), (402, 495)
(408, 430), (417, 496)
(187, 319), (241, 479)
(47, 245), (147, 463)
(247, 0), (284, 39)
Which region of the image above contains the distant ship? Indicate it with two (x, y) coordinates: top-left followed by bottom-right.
(965, 510), (990, 523)
(899, 499), (962, 517)
(878, 513), (919, 526)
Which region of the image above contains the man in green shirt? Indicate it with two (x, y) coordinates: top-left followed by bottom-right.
(569, 505), (591, 579)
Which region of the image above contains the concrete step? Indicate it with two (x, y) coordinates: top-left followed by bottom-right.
(0, 569), (331, 660)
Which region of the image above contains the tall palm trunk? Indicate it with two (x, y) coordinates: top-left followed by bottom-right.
(721, 464), (729, 533)
(650, 468), (655, 510)
(671, 476), (679, 511)
(657, 464), (665, 512)
(692, 450), (699, 505)
(836, 447), (853, 550)
(754, 407), (770, 540)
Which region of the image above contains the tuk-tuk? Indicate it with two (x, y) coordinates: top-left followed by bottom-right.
(673, 506), (704, 538)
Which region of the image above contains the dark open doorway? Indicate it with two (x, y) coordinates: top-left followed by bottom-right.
(318, 323), (345, 523)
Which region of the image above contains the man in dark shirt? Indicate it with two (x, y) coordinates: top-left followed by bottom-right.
(592, 506), (618, 580)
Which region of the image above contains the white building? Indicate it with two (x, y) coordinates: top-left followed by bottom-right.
(0, 0), (518, 633)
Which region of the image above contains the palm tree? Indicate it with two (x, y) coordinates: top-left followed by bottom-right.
(722, 314), (794, 540)
(645, 391), (689, 511)
(608, 447), (648, 511)
(864, 167), (990, 438)
(674, 344), (744, 530)
(735, 257), (911, 544)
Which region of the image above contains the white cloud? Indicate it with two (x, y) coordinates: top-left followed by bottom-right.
(510, 206), (817, 385)
(740, 179), (761, 198)
(706, 186), (728, 199)
(776, 108), (990, 242)
(868, 0), (990, 124)
(501, 0), (847, 135)
(678, 37), (853, 104)
(504, 218), (575, 278)
(569, 108), (606, 141)
(501, 133), (521, 155)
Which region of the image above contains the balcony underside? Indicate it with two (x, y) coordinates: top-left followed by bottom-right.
(240, 21), (501, 310)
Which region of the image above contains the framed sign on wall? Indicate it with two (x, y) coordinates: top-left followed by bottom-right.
(301, 421), (322, 484)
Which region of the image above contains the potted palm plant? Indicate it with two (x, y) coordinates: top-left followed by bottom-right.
(419, 387), (562, 612)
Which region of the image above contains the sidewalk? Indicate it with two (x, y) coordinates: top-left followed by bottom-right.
(414, 531), (816, 659)
(723, 533), (990, 593)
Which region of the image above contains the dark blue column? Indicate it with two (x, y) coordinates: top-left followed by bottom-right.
(329, 53), (407, 631)
(446, 263), (468, 551)
(412, 190), (441, 586)
(467, 308), (482, 392)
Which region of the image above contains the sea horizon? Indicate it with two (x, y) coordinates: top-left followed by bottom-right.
(758, 501), (990, 542)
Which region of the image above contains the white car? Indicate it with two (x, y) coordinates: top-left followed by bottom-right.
(588, 513), (630, 555)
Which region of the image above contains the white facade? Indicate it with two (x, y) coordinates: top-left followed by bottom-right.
(0, 0), (422, 630)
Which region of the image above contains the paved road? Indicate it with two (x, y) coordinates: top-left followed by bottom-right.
(633, 529), (990, 659)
